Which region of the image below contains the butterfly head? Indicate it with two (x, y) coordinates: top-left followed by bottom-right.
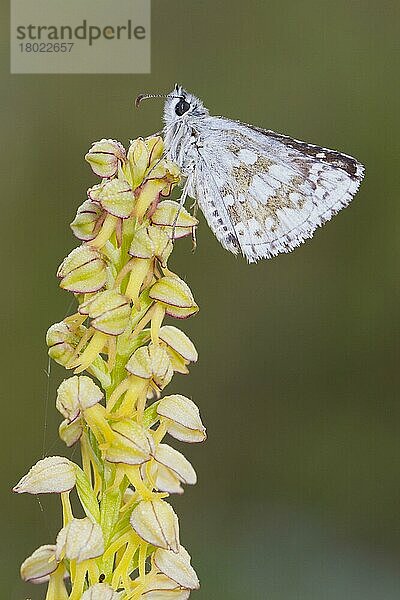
(163, 84), (208, 124)
(135, 84), (208, 126)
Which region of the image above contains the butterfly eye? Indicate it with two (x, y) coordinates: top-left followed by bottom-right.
(175, 99), (190, 116)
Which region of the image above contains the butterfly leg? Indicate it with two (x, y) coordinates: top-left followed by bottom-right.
(159, 175), (194, 259)
(171, 175), (192, 240)
(189, 195), (198, 211)
(191, 226), (197, 253)
(189, 199), (198, 252)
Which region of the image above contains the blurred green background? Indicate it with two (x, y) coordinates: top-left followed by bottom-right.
(2, 1), (400, 598)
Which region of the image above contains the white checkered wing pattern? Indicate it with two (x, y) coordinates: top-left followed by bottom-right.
(191, 117), (364, 263)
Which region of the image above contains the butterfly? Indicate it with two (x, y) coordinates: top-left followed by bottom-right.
(136, 84), (365, 263)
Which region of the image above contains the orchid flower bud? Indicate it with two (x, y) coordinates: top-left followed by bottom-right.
(70, 200), (104, 241)
(13, 456), (77, 494)
(105, 420), (154, 466)
(57, 246), (107, 293)
(59, 417), (83, 447)
(20, 545), (58, 584)
(142, 461), (184, 495)
(79, 289), (131, 336)
(126, 343), (173, 390)
(150, 275), (198, 319)
(130, 498), (180, 552)
(129, 224), (173, 266)
(145, 135), (164, 165)
(154, 444), (197, 486)
(85, 139), (126, 178)
(89, 178), (136, 219)
(56, 517), (104, 562)
(56, 375), (103, 422)
(151, 200), (198, 239)
(46, 320), (86, 367)
(157, 395), (206, 443)
(154, 545), (200, 590)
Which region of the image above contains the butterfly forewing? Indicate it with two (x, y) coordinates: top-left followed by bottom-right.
(192, 117), (364, 262)
(160, 86), (364, 262)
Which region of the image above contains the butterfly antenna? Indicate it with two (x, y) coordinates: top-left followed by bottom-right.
(135, 93), (171, 108)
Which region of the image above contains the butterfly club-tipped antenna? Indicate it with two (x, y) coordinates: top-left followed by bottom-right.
(135, 92), (175, 109)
